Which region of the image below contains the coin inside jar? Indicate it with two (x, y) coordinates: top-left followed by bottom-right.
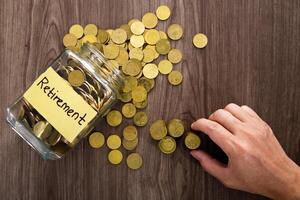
(33, 121), (53, 140)
(68, 70), (86, 87)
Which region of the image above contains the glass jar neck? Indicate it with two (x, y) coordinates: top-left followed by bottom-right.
(78, 43), (124, 95)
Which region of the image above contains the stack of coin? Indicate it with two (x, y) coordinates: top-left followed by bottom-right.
(122, 125), (139, 151)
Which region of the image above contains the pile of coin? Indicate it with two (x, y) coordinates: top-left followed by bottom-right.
(149, 119), (201, 154)
(62, 4), (208, 168)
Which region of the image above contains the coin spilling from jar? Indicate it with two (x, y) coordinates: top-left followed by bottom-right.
(59, 4), (206, 170)
(16, 4), (206, 166)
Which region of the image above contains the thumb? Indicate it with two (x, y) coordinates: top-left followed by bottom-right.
(190, 150), (228, 181)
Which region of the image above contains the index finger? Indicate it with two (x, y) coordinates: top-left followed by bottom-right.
(191, 118), (235, 155)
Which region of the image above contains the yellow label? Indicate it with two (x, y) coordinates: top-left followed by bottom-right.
(23, 67), (97, 143)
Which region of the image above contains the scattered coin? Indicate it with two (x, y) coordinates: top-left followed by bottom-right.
(159, 136), (176, 154)
(103, 43), (120, 59)
(69, 24), (84, 39)
(156, 5), (171, 20)
(168, 48), (183, 64)
(107, 134), (122, 149)
(133, 111), (148, 127)
(122, 137), (138, 150)
(131, 86), (147, 103)
(185, 132), (201, 150)
(84, 24), (98, 36)
(143, 64), (159, 79)
(155, 39), (171, 55)
(106, 110), (122, 126)
(63, 34), (77, 47)
(133, 99), (148, 109)
(111, 28), (127, 44)
(158, 59), (173, 74)
(89, 132), (105, 148)
(168, 70), (183, 86)
(122, 103), (137, 118)
(123, 125), (138, 141)
(142, 12), (158, 29)
(167, 119), (185, 138)
(108, 149), (123, 164)
(193, 33), (208, 48)
(130, 35), (145, 48)
(167, 24), (183, 40)
(130, 21), (145, 35)
(144, 29), (160, 45)
(126, 153), (143, 169)
(150, 120), (167, 140)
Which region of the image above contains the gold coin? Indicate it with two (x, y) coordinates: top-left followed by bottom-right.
(128, 18), (139, 27)
(47, 130), (61, 146)
(133, 99), (148, 109)
(108, 150), (123, 165)
(107, 60), (120, 69)
(111, 28), (127, 44)
(167, 119), (185, 138)
(130, 21), (145, 35)
(118, 91), (132, 103)
(68, 70), (85, 87)
(145, 45), (159, 59)
(150, 120), (167, 140)
(142, 48), (155, 63)
(159, 31), (168, 39)
(82, 35), (97, 44)
(89, 132), (105, 148)
(122, 137), (138, 150)
(97, 29), (110, 44)
(107, 134), (122, 149)
(122, 103), (137, 118)
(69, 24), (84, 39)
(131, 86), (147, 103)
(142, 12), (158, 29)
(63, 33), (77, 47)
(185, 132), (201, 150)
(115, 47), (129, 66)
(167, 24), (183, 40)
(143, 63), (159, 79)
(106, 110), (122, 126)
(138, 77), (155, 92)
(155, 39), (171, 55)
(168, 48), (182, 64)
(129, 48), (144, 61)
(133, 111), (148, 127)
(123, 76), (138, 92)
(103, 43), (120, 59)
(159, 136), (176, 154)
(193, 33), (208, 48)
(168, 70), (183, 85)
(130, 35), (145, 48)
(33, 121), (53, 139)
(156, 5), (171, 20)
(106, 29), (113, 36)
(120, 24), (132, 40)
(158, 59), (173, 74)
(123, 125), (138, 141)
(122, 59), (142, 76)
(84, 24), (98, 36)
(126, 153), (143, 170)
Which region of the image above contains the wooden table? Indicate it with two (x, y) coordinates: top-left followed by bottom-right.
(1, 0), (299, 199)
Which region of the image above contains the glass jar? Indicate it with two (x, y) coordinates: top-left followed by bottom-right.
(6, 43), (124, 160)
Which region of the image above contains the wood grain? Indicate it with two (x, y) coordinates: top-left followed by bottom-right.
(1, 0), (300, 199)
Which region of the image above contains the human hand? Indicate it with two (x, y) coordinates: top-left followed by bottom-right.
(190, 104), (300, 199)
